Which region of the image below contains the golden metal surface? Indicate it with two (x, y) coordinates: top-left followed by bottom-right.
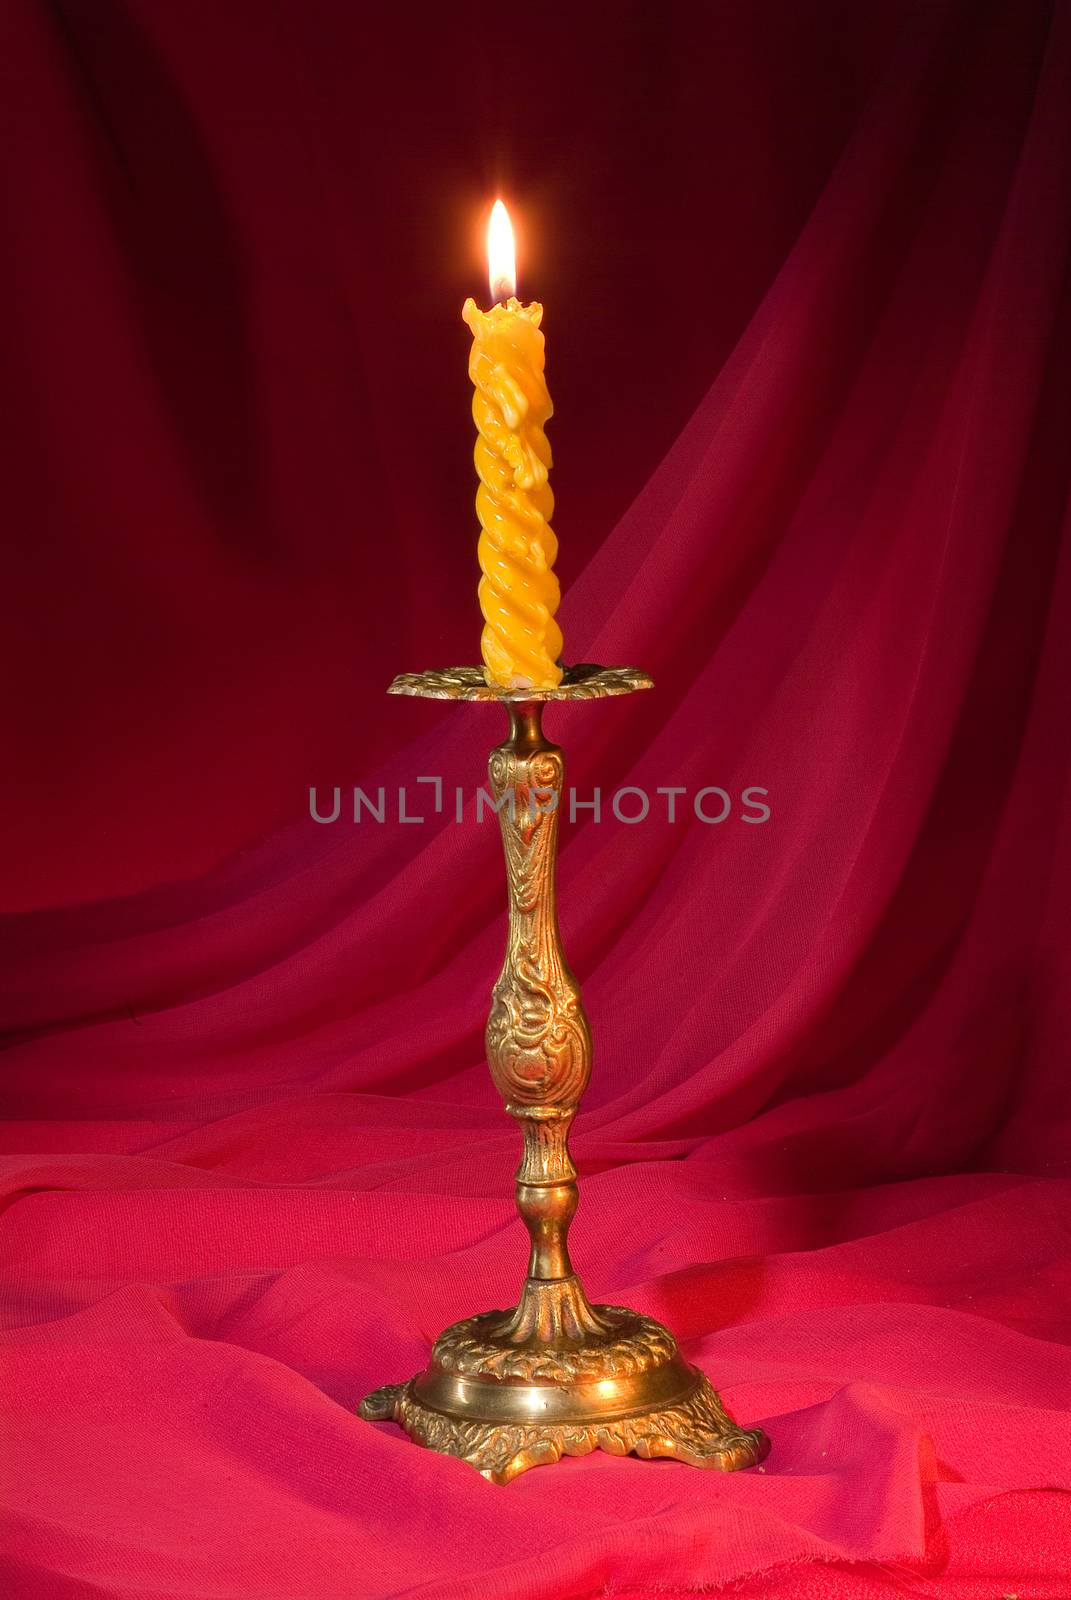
(387, 662), (653, 702)
(359, 674), (769, 1481)
(361, 1374), (763, 1486)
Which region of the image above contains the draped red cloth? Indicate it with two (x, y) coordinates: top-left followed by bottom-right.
(3, 1), (1070, 1595)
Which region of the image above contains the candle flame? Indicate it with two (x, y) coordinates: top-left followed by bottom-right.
(487, 199), (516, 303)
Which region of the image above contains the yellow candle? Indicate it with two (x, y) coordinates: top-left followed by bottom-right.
(463, 200), (564, 691)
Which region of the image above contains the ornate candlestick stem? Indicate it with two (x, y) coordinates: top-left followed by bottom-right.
(360, 665), (769, 1483)
(486, 700), (609, 1344)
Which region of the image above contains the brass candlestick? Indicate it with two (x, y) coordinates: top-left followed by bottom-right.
(359, 664), (769, 1483)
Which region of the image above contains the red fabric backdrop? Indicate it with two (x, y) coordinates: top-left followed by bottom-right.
(2, 0), (1070, 1594)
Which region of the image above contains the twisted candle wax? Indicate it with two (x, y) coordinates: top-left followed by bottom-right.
(463, 295), (564, 690)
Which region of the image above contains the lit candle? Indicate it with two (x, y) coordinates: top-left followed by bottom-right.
(463, 200), (564, 691)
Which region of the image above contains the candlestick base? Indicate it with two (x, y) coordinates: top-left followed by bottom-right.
(360, 666), (769, 1482)
(359, 1288), (767, 1484)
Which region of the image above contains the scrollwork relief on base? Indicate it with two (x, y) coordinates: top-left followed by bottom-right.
(359, 1375), (769, 1485)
